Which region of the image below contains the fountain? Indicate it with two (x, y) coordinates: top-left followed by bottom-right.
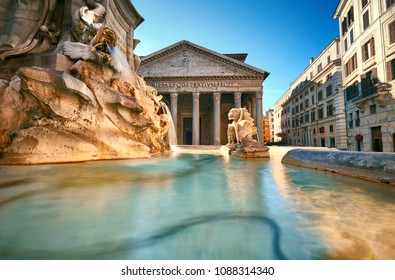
(160, 102), (177, 147)
(1, 0), (394, 263)
(0, 0), (171, 164)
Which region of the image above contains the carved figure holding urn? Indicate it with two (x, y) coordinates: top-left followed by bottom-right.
(225, 107), (269, 158)
(227, 108), (256, 146)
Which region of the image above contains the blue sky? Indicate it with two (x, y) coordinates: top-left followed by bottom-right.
(132, 0), (340, 112)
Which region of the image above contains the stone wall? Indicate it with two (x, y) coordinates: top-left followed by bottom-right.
(282, 149), (395, 185)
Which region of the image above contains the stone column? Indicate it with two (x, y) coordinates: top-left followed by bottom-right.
(170, 93), (178, 132)
(192, 92), (200, 145)
(234, 92), (242, 108)
(213, 92), (221, 145)
(251, 96), (256, 121)
(255, 91), (263, 143)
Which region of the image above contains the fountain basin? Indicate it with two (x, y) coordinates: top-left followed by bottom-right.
(0, 147), (394, 260)
(282, 149), (395, 185)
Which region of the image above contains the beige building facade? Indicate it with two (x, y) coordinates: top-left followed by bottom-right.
(138, 41), (269, 145)
(334, 0), (395, 152)
(275, 39), (347, 149)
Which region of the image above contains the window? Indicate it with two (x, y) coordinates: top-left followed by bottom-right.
(326, 104), (334, 117)
(326, 85), (332, 97)
(362, 37), (375, 61)
(319, 127), (325, 133)
(300, 103), (303, 111)
(347, 6), (354, 26)
(387, 58), (395, 81)
(342, 18), (348, 35)
(310, 86), (315, 92)
(362, 0), (368, 8)
(311, 95), (315, 105)
(317, 63), (322, 73)
(318, 107), (324, 119)
(362, 69), (377, 97)
(305, 113), (310, 122)
(387, 0), (395, 9)
(345, 53), (358, 77)
(348, 113), (353, 128)
(355, 110), (360, 127)
(305, 99), (309, 108)
(370, 104), (376, 114)
(327, 55), (331, 64)
(389, 21), (395, 45)
(350, 29), (354, 44)
(311, 111), (316, 121)
(344, 38), (348, 52)
(363, 10), (370, 30)
(346, 81), (359, 101)
(329, 125), (334, 132)
(318, 91), (323, 101)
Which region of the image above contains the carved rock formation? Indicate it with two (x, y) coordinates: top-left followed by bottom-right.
(0, 0), (171, 164)
(0, 61), (170, 164)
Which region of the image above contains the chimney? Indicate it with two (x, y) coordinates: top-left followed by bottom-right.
(310, 57), (314, 64)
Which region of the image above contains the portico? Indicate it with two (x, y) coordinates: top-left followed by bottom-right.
(138, 40), (269, 145)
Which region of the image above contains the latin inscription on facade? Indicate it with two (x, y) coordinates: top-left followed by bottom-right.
(148, 82), (236, 91)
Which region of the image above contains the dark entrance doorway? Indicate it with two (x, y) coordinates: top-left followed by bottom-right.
(182, 117), (203, 145)
(371, 126), (383, 152)
(183, 118), (193, 145)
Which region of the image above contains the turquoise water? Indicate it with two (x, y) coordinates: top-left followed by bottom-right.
(0, 150), (394, 259)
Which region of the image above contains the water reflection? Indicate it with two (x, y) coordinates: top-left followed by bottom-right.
(0, 148), (394, 260)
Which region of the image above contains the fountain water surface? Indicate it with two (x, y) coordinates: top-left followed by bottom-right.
(0, 147), (394, 260)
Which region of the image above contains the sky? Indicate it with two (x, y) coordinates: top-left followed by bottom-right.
(131, 0), (340, 112)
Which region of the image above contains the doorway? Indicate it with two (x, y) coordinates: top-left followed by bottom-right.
(371, 126), (383, 152)
(183, 118), (193, 145)
(183, 117), (203, 145)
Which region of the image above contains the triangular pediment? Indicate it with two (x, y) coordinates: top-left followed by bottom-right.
(138, 40), (269, 80)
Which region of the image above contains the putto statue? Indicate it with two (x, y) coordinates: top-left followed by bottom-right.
(225, 108), (269, 158)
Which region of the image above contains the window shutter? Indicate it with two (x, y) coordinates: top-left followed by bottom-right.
(362, 45), (366, 62)
(370, 37), (375, 56)
(386, 60), (392, 81)
(389, 21), (395, 44)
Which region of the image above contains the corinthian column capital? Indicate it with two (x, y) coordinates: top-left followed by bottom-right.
(213, 92), (221, 101)
(193, 92), (200, 99)
(170, 93), (178, 101)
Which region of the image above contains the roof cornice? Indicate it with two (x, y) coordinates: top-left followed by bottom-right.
(333, 0), (347, 19)
(112, 0), (144, 28)
(140, 40), (270, 80)
(143, 75), (264, 81)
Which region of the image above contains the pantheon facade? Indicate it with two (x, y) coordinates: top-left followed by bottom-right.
(138, 41), (270, 145)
